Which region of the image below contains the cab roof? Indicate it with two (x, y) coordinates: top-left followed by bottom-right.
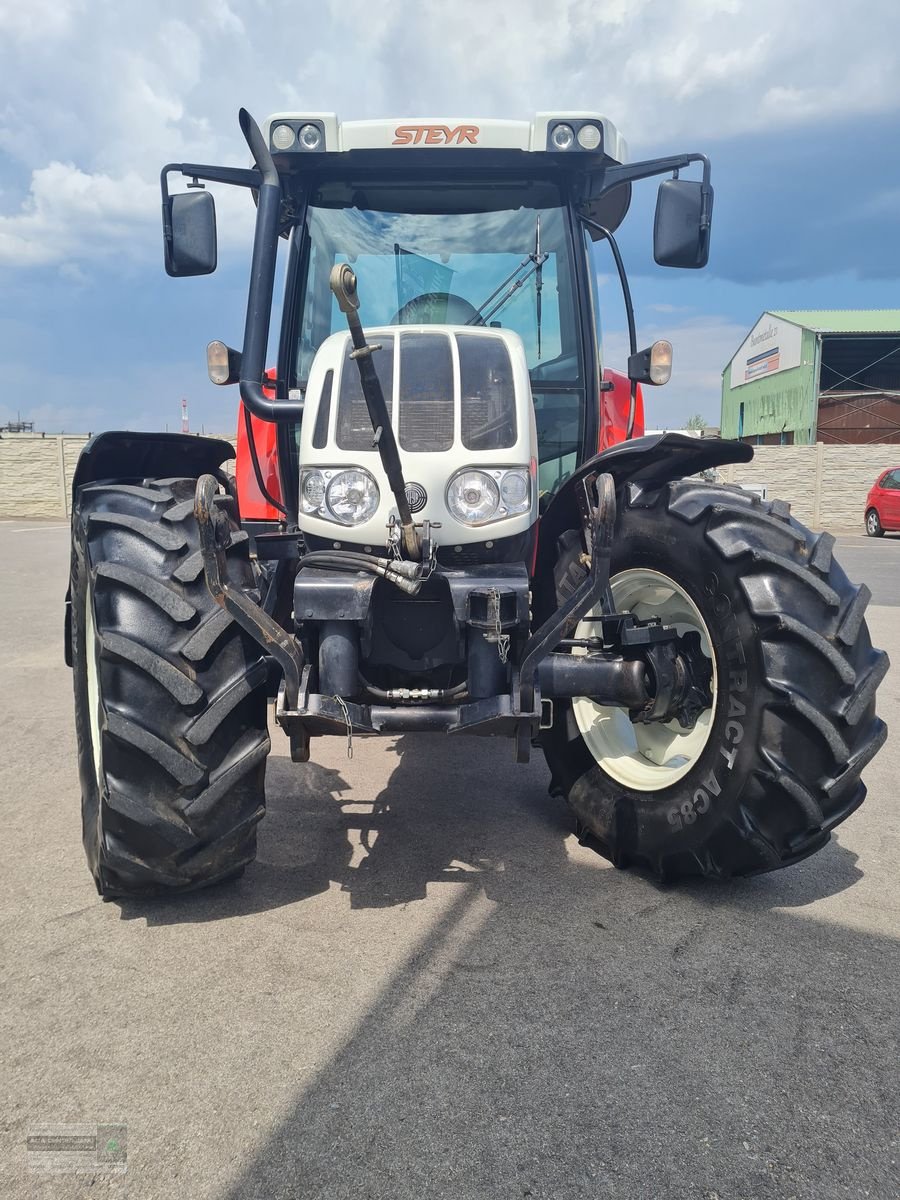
(263, 112), (627, 165)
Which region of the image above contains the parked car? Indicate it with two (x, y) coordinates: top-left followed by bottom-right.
(865, 467), (900, 535)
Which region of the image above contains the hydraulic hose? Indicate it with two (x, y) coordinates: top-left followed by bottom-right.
(360, 675), (468, 703)
(243, 403), (287, 516)
(580, 216), (638, 440)
(297, 550), (424, 595)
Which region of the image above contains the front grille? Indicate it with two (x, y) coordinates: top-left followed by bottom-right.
(398, 333), (454, 452)
(457, 333), (517, 451)
(333, 329), (516, 455)
(336, 342), (393, 451)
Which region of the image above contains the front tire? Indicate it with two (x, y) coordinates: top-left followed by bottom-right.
(540, 479), (888, 881)
(70, 477), (270, 897)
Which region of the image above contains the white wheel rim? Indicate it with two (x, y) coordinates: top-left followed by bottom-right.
(572, 568), (718, 792)
(84, 577), (103, 784)
(867, 512), (878, 533)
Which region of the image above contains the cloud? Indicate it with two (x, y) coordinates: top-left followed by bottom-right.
(0, 0), (898, 439)
(0, 162), (156, 266)
(1, 0), (898, 269)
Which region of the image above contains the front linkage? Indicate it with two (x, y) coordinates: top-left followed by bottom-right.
(194, 465), (711, 766)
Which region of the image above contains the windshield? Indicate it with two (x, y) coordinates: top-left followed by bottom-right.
(292, 181), (586, 493)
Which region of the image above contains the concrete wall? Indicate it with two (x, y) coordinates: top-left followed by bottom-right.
(0, 434), (896, 530)
(0, 435), (90, 519)
(721, 442), (900, 528)
(0, 434), (235, 519)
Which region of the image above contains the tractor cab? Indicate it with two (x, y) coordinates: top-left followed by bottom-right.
(270, 114), (629, 505)
(170, 110), (709, 528)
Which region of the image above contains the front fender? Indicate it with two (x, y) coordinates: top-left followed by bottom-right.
(70, 430), (234, 507)
(534, 433), (753, 584)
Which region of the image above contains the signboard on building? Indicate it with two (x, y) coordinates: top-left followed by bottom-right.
(729, 313), (804, 389)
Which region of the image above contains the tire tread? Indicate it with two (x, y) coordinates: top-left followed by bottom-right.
(71, 479), (269, 897)
(541, 478), (888, 881)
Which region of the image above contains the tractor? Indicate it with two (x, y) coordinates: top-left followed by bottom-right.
(66, 108), (888, 896)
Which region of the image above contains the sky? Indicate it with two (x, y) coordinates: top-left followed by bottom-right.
(1, 0), (899, 434)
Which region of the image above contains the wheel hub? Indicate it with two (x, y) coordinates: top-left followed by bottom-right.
(572, 568), (718, 792)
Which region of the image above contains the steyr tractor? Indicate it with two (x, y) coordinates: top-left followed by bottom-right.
(66, 109), (888, 897)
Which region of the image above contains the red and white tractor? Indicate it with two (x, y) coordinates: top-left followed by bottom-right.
(65, 109), (887, 896)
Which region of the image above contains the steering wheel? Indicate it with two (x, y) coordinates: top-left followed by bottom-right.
(390, 291), (481, 325)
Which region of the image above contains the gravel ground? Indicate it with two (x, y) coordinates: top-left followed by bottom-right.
(0, 522), (897, 1200)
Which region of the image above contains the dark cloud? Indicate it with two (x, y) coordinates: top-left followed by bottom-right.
(619, 113), (900, 286)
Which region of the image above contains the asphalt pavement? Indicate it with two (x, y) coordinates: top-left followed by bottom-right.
(0, 521), (897, 1200)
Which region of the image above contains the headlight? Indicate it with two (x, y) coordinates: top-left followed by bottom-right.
(500, 471), (529, 510)
(325, 469), (379, 525)
(576, 122), (602, 151)
(550, 122), (575, 151)
(301, 469), (325, 514)
(298, 123), (323, 150)
(447, 467), (531, 526)
(300, 467), (379, 526)
(271, 123), (296, 150)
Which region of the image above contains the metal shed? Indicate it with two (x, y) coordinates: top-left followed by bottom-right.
(720, 310), (900, 445)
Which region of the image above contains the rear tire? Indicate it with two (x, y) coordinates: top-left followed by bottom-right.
(540, 479), (889, 881)
(70, 477), (270, 897)
(865, 508), (884, 537)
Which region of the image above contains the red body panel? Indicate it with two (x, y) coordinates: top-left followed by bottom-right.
(599, 367), (644, 450)
(235, 370), (284, 521)
(866, 467), (900, 531)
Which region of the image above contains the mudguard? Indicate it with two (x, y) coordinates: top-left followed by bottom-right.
(534, 432), (753, 583)
(70, 431), (234, 506)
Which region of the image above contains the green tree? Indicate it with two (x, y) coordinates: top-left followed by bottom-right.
(684, 413), (707, 431)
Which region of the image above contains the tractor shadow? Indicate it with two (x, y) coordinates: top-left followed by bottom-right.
(207, 739), (889, 1200)
(116, 732), (864, 926)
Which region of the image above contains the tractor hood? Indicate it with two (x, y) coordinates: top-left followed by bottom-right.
(297, 325), (538, 549)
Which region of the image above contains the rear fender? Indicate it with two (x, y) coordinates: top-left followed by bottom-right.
(534, 432), (753, 584)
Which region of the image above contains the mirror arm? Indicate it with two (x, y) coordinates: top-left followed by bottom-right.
(160, 163), (262, 193)
(599, 152), (710, 194)
(580, 215), (639, 440)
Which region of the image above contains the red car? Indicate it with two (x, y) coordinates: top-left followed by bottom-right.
(865, 467), (900, 535)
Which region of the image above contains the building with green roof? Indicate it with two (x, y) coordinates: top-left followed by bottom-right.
(720, 310), (900, 445)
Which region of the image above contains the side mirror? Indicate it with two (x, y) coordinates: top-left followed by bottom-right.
(628, 340), (672, 386)
(653, 178), (713, 269)
(164, 190), (217, 277)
